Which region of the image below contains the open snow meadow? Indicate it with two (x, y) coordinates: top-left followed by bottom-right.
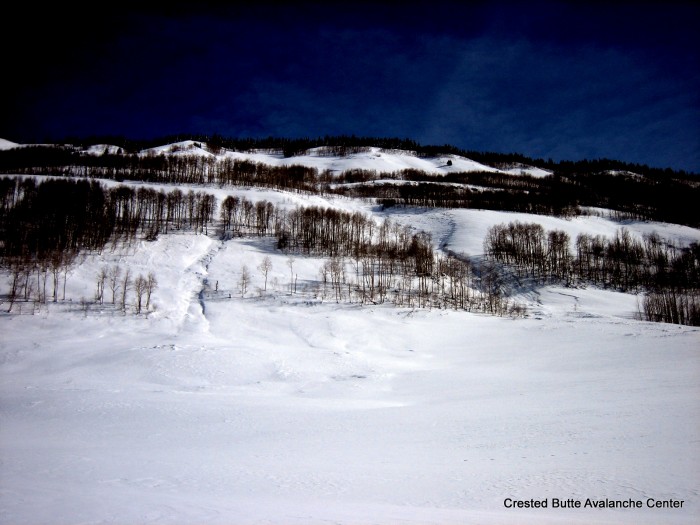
(1, 141), (699, 524)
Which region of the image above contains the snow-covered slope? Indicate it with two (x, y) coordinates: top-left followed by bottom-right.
(0, 137), (559, 178)
(0, 138), (21, 150)
(130, 140), (526, 177)
(501, 163), (553, 177)
(1, 143), (699, 525)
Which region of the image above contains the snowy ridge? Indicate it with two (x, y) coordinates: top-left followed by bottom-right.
(173, 142), (551, 177)
(2, 137), (544, 177)
(141, 141), (508, 176)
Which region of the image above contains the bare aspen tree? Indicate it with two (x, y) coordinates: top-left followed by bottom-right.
(121, 268), (132, 311)
(6, 259), (23, 313)
(258, 256), (272, 291)
(329, 256), (344, 302)
(134, 274), (147, 314)
(320, 261), (329, 299)
(61, 251), (78, 301)
(19, 265), (31, 301)
(239, 264), (251, 296)
(108, 266), (122, 304)
(38, 263), (50, 304)
(145, 272), (157, 310)
(95, 266), (108, 304)
(50, 251), (63, 302)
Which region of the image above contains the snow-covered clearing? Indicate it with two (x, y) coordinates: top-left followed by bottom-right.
(1, 170), (699, 525)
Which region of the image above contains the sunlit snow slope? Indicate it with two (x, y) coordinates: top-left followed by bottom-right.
(0, 141), (698, 525)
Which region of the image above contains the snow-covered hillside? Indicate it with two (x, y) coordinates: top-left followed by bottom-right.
(1, 141), (698, 525)
(1, 138), (549, 177)
(140, 140), (510, 176)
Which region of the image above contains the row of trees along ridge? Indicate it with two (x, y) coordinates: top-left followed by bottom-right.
(0, 139), (697, 227)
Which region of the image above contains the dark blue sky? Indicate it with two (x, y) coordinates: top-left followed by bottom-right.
(3, 1), (699, 172)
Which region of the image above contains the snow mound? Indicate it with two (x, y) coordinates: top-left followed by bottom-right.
(0, 137), (21, 150)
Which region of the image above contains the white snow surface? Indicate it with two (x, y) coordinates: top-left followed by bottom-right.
(0, 138), (20, 150)
(135, 141), (514, 176)
(1, 158), (699, 525)
(501, 164), (553, 178)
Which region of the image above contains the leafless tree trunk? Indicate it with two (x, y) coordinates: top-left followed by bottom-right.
(258, 256), (272, 291)
(239, 264), (251, 296)
(109, 266), (122, 305)
(133, 274), (147, 314)
(145, 272), (157, 309)
(95, 266), (108, 304)
(121, 268), (132, 311)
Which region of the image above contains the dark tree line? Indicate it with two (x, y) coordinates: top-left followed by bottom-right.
(1, 177), (216, 260)
(219, 195), (277, 237)
(483, 221), (700, 325)
(366, 181), (577, 217)
(362, 171), (698, 227)
(641, 289), (699, 326)
(1, 177), (112, 260)
(0, 147), (322, 193)
(1, 141), (697, 226)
